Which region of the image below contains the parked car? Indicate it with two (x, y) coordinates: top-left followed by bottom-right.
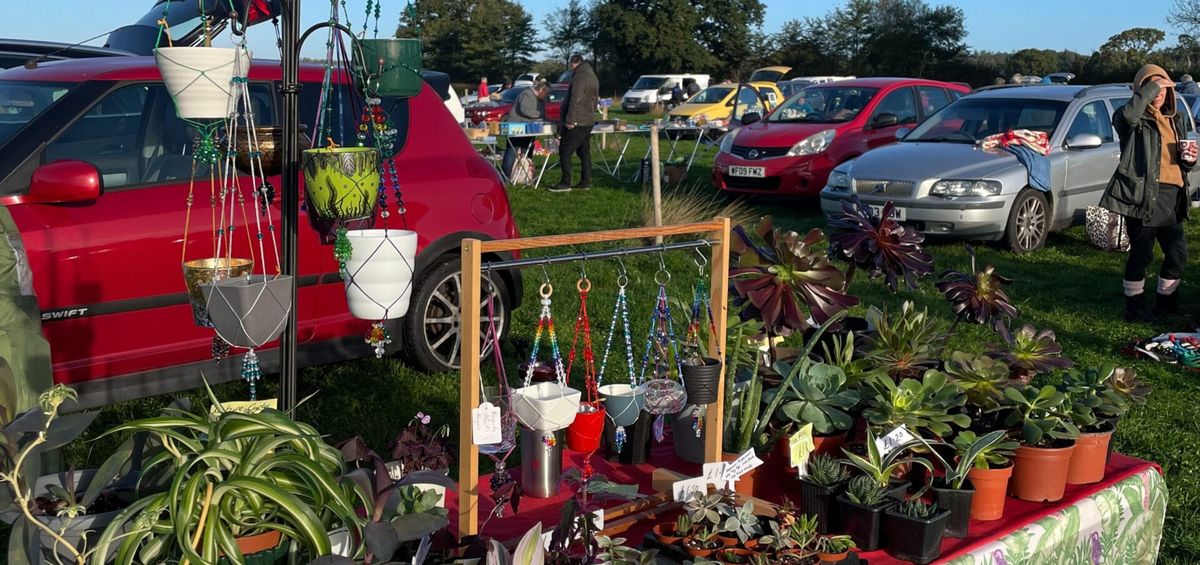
(514, 72), (541, 87)
(546, 82), (569, 122)
(460, 84), (504, 106)
(1046, 72), (1076, 84)
(621, 74), (711, 112)
(714, 77), (969, 195)
(0, 39), (132, 69)
(819, 84), (1199, 253)
(778, 76), (856, 99)
(747, 66), (794, 83)
(465, 85), (530, 124)
(667, 82), (783, 121)
(0, 56), (522, 408)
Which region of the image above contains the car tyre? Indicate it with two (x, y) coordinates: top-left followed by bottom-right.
(401, 256), (510, 374)
(1004, 189), (1049, 253)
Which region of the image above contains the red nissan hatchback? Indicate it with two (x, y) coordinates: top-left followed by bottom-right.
(713, 77), (969, 196)
(0, 57), (521, 408)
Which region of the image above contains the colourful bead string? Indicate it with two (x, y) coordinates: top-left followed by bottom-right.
(598, 283), (636, 386)
(525, 287), (566, 387)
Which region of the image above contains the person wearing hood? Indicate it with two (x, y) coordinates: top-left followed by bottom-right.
(1100, 64), (1199, 321)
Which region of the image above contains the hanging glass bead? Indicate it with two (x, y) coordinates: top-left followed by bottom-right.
(614, 425), (627, 454)
(653, 414), (666, 443)
(242, 349), (262, 400)
(333, 227), (352, 274)
(258, 181), (275, 212)
(490, 460), (513, 491)
(211, 334), (230, 363)
(692, 405), (703, 438)
(365, 321), (391, 358)
(542, 431), (557, 448)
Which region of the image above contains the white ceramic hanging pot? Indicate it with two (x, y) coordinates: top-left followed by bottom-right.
(512, 382), (581, 432)
(343, 229), (418, 320)
(155, 46), (247, 120)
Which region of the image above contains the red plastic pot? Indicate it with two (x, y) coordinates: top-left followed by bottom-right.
(1011, 442), (1076, 502)
(566, 401), (606, 452)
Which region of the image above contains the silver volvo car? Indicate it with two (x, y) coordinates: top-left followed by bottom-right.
(819, 84), (1198, 253)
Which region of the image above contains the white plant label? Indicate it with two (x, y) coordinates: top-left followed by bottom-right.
(702, 462), (727, 487)
(471, 402), (502, 445)
(673, 477), (708, 502)
(876, 425), (917, 458)
(721, 448), (764, 490)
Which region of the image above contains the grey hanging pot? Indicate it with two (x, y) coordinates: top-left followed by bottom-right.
(201, 275), (294, 348)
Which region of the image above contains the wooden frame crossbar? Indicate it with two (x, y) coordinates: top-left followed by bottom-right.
(457, 218), (732, 536)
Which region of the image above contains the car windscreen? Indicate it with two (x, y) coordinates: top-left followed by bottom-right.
(905, 97), (1069, 143)
(632, 77), (668, 90)
(689, 87), (732, 104)
(0, 81), (75, 148)
(548, 87), (568, 103)
(499, 86), (528, 103)
(768, 86), (879, 124)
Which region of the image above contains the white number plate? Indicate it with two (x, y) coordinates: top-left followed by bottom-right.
(869, 205), (906, 221)
(729, 166), (766, 178)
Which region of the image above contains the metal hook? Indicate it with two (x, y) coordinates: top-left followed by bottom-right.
(694, 247), (709, 273)
(579, 251), (588, 281)
(657, 245), (667, 272)
(540, 260), (551, 284)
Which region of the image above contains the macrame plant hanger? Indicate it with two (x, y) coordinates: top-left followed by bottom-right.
(564, 259), (604, 478)
(598, 257), (638, 453)
(639, 253), (687, 442)
(480, 268), (518, 491)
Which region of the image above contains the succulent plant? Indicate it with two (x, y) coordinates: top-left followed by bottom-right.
(862, 370), (969, 439)
(952, 430), (1018, 470)
(674, 514), (693, 537)
(1111, 367), (1151, 407)
(933, 351), (1013, 411)
(720, 500), (764, 543)
(730, 217), (859, 335)
(814, 534), (856, 554)
(996, 384), (1080, 446)
(820, 332), (884, 389)
(936, 430), (1014, 489)
(808, 453), (851, 486)
(865, 301), (950, 380)
(896, 498), (940, 519)
(988, 323), (1073, 383)
(845, 475), (888, 507)
(1060, 365), (1128, 431)
(684, 491), (730, 529)
(936, 244), (1019, 326)
(767, 362), (860, 435)
(841, 428), (933, 494)
(827, 195), (934, 292)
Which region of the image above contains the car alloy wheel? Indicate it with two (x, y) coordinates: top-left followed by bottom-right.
(1006, 189), (1049, 253)
(402, 258), (508, 373)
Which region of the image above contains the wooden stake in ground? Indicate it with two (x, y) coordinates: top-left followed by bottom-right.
(650, 125), (663, 243)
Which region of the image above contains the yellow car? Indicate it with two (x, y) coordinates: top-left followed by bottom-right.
(668, 82), (783, 121)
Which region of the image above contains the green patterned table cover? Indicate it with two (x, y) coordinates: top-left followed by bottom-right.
(946, 467), (1166, 565)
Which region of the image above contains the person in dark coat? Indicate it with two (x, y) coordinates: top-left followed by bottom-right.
(1180, 74), (1200, 95)
(502, 82), (549, 179)
(670, 84), (683, 108)
(685, 78), (701, 99)
(553, 54), (599, 192)
(1100, 64), (1198, 321)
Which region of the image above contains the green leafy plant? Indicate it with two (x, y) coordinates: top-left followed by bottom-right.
(814, 534), (856, 554)
(766, 362), (860, 436)
(926, 430), (1011, 489)
(807, 453), (851, 486)
(723, 302), (766, 436)
(1060, 365), (1128, 432)
(686, 527), (724, 550)
(595, 534), (658, 565)
(896, 498), (940, 519)
(752, 312), (849, 448)
(714, 548), (752, 563)
(685, 491), (730, 530)
(952, 430), (1018, 470)
(865, 301), (950, 380)
(995, 384), (1080, 447)
(728, 354), (764, 453)
(841, 429), (934, 495)
(988, 323), (1073, 383)
(719, 500), (763, 543)
(862, 371), (969, 438)
(936, 244), (1019, 327)
(933, 351), (1013, 411)
(674, 514), (693, 537)
(1110, 367), (1151, 407)
(820, 332), (883, 389)
(845, 475), (888, 507)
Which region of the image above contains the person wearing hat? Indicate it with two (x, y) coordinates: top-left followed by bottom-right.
(1100, 64), (1199, 321)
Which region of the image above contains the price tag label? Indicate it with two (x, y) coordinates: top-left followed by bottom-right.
(673, 477), (708, 502)
(702, 462), (727, 487)
(471, 402), (502, 445)
(210, 398), (276, 419)
(721, 448), (764, 490)
(875, 425), (918, 459)
(789, 423), (816, 475)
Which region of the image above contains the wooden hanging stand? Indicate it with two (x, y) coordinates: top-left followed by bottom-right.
(457, 218), (732, 537)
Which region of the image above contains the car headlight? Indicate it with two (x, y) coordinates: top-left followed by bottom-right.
(787, 129), (836, 156)
(827, 170), (851, 191)
(930, 179), (1003, 197)
(718, 129), (739, 153)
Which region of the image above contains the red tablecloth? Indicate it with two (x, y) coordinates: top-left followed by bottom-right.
(447, 438), (1159, 563)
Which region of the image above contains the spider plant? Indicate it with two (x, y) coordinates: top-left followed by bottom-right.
(827, 195), (934, 292)
(936, 244), (1018, 330)
(861, 371), (969, 439)
(865, 301), (950, 380)
(952, 431), (1019, 470)
(924, 430), (1012, 489)
(987, 323), (1073, 383)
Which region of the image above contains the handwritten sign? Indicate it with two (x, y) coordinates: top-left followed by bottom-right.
(673, 477), (709, 503)
(702, 462), (727, 487)
(210, 398), (276, 419)
(471, 402), (502, 445)
(721, 448), (764, 490)
(789, 423), (816, 475)
(875, 425), (918, 459)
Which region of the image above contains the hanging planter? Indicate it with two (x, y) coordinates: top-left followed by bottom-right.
(352, 38), (423, 98)
(342, 229), (417, 320)
(183, 258), (254, 327)
(681, 357), (722, 404)
(599, 384), (644, 427)
(155, 47), (245, 120)
(512, 382), (581, 432)
(302, 146), (381, 222)
(641, 379), (687, 415)
(236, 125), (311, 176)
(566, 401), (605, 452)
(201, 275), (294, 348)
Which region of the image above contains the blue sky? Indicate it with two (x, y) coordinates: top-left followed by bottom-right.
(0, 0), (1179, 60)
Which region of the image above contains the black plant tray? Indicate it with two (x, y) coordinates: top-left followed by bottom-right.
(639, 534), (866, 564)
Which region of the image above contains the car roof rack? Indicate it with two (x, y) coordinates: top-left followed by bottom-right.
(1074, 83), (1133, 99)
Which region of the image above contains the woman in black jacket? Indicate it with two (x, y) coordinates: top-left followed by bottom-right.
(1100, 64), (1199, 321)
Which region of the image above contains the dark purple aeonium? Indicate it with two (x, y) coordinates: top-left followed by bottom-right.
(827, 195), (934, 292)
(936, 244), (1019, 327)
(987, 323), (1073, 383)
(730, 216), (858, 336)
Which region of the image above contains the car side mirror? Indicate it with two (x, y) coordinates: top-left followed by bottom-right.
(29, 160), (102, 204)
(1065, 133), (1103, 150)
(895, 127), (911, 141)
(740, 112), (762, 126)
(871, 113), (899, 129)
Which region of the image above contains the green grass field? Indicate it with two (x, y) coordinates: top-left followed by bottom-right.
(32, 114), (1200, 562)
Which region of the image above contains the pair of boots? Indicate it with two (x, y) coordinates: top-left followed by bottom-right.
(1123, 292), (1180, 322)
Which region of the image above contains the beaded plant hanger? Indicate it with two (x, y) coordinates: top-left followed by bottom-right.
(682, 249), (721, 438)
(564, 259), (603, 477)
(480, 268), (519, 490)
(598, 256), (637, 453)
(639, 253), (687, 442)
(522, 267), (569, 447)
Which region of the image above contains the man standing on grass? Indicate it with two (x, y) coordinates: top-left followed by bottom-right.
(554, 54), (598, 192)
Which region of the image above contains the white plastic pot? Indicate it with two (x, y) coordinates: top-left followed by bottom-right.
(155, 47), (247, 120)
(343, 229), (418, 320)
(512, 382), (581, 432)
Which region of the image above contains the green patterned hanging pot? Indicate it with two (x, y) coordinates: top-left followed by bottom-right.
(301, 147), (381, 222)
(353, 38), (423, 98)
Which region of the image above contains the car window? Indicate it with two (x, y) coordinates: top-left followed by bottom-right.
(1065, 100), (1115, 143)
(0, 81), (76, 150)
(917, 86), (952, 118)
(44, 84), (151, 189)
(757, 87), (779, 107)
(907, 97), (1069, 143)
(690, 86), (733, 104)
(769, 86), (880, 124)
(734, 86), (763, 117)
(871, 87), (918, 125)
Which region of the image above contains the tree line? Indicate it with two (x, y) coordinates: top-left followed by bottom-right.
(397, 0), (1200, 95)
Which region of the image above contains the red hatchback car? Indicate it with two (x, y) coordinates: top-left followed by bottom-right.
(0, 57), (522, 408)
(713, 78), (969, 195)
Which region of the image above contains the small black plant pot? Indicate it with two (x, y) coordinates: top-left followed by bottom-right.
(836, 494), (894, 551)
(886, 479), (910, 501)
(799, 476), (847, 534)
(932, 479), (974, 538)
(681, 357), (722, 405)
(883, 505), (951, 565)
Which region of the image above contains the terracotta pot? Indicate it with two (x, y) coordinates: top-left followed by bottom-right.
(1010, 442), (1076, 502)
(235, 529), (282, 556)
(683, 537), (724, 558)
(652, 522), (686, 545)
(715, 547), (754, 564)
(1066, 428), (1114, 485)
(966, 463), (1013, 521)
(818, 551), (849, 563)
(813, 431), (849, 457)
(777, 549), (813, 564)
(717, 534), (739, 547)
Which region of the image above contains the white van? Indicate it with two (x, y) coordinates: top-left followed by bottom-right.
(621, 74), (710, 112)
